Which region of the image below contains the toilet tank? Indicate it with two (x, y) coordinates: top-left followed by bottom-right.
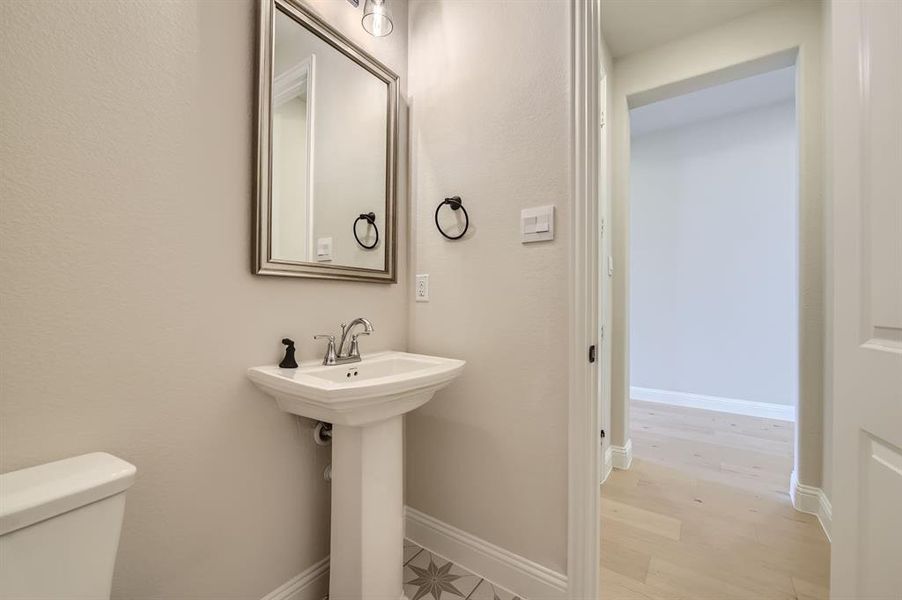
(0, 453), (136, 600)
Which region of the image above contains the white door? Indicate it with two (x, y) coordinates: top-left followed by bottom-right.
(830, 1), (902, 598)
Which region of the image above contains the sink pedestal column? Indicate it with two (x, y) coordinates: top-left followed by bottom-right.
(329, 415), (404, 599)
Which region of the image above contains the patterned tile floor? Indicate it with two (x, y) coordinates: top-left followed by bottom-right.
(403, 540), (523, 600)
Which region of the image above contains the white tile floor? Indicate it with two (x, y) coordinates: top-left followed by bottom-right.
(403, 541), (523, 600)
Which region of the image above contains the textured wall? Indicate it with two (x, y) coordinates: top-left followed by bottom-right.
(405, 0), (571, 573)
(630, 101), (798, 406)
(0, 0), (408, 597)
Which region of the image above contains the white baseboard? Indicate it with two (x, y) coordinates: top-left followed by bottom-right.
(611, 439), (633, 470)
(631, 386), (795, 422)
(790, 470), (832, 542)
(404, 506), (567, 599)
(601, 445), (613, 483)
(260, 557), (329, 600)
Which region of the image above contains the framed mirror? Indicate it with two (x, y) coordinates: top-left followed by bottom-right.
(255, 0), (399, 282)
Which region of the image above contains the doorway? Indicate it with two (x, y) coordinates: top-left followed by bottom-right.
(628, 66), (798, 483)
(599, 57), (831, 599)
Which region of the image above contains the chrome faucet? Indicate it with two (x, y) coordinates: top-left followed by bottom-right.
(314, 317), (374, 366)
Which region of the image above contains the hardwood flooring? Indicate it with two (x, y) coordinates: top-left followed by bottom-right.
(600, 400), (830, 600)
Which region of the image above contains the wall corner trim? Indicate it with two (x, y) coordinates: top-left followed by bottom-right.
(611, 439), (633, 470)
(404, 506), (568, 599)
(631, 386), (796, 422)
(790, 470), (833, 542)
(260, 556), (329, 600)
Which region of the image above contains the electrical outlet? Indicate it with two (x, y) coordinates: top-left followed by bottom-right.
(415, 274), (429, 302)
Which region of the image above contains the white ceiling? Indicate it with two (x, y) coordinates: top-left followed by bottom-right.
(601, 0), (787, 58)
(629, 65), (796, 137)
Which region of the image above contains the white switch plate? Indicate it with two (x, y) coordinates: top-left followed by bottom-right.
(415, 274), (429, 302)
(316, 237), (333, 262)
(521, 205), (555, 243)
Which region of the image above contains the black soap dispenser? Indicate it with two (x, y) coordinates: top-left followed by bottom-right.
(279, 338), (299, 369)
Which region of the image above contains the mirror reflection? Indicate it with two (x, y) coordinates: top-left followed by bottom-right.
(258, 1), (397, 280)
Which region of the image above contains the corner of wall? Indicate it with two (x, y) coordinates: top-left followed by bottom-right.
(790, 470), (832, 542)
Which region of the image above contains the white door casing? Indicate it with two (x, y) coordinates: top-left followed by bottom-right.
(829, 0), (902, 597)
(569, 0), (601, 596)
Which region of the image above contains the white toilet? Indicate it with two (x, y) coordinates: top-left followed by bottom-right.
(0, 452), (136, 600)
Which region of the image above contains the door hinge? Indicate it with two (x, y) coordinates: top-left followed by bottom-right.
(588, 344), (597, 363)
(600, 429), (606, 439)
(600, 325), (605, 340)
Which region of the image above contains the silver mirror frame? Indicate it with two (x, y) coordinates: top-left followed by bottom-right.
(254, 0), (399, 283)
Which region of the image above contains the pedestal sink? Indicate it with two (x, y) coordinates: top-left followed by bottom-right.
(247, 351), (465, 599)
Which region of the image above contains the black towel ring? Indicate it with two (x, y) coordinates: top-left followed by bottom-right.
(435, 196), (469, 240)
(353, 212), (379, 250)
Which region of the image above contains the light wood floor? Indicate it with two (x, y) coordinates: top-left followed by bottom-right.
(600, 400), (830, 600)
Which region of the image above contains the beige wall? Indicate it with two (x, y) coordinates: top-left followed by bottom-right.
(405, 0), (571, 573)
(0, 0), (408, 597)
(610, 0), (826, 488)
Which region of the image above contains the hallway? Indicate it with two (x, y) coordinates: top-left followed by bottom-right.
(600, 401), (830, 599)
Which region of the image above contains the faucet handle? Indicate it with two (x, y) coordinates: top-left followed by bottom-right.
(348, 331), (371, 358)
(313, 334), (337, 365)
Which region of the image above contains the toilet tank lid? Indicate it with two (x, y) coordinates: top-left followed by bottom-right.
(0, 452), (136, 536)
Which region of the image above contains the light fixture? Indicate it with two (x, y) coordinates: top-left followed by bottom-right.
(362, 0), (393, 37)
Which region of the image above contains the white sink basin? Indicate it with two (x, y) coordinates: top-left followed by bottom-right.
(247, 351), (465, 426)
(247, 349), (464, 599)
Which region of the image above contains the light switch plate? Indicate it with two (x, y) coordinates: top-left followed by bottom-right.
(316, 237), (333, 262)
(521, 206), (555, 243)
(415, 274), (429, 302)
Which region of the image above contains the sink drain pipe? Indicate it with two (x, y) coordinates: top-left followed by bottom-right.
(314, 421), (332, 445)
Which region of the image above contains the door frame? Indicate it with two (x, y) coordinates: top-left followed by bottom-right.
(621, 47), (812, 488)
(567, 0), (602, 595)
